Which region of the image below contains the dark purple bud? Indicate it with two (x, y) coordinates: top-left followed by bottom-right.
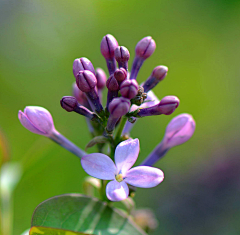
(60, 96), (78, 112)
(135, 36), (156, 59)
(143, 66), (168, 93)
(109, 97), (130, 118)
(73, 57), (95, 78)
(101, 34), (119, 59)
(106, 75), (119, 91)
(76, 70), (97, 93)
(137, 96), (179, 117)
(96, 68), (107, 90)
(114, 68), (127, 83)
(114, 46), (130, 70)
(120, 79), (139, 99)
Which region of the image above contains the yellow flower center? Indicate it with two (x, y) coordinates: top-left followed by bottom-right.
(115, 174), (123, 182)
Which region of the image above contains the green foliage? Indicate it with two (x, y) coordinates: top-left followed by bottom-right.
(31, 194), (146, 235)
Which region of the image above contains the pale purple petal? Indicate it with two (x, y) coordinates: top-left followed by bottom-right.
(18, 111), (46, 135)
(124, 166), (164, 188)
(81, 153), (116, 180)
(115, 138), (140, 175)
(106, 180), (129, 201)
(24, 106), (54, 135)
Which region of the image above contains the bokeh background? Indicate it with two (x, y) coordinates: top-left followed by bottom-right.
(1, 0), (240, 234)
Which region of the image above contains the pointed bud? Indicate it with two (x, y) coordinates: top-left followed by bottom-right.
(60, 96), (78, 112)
(120, 79), (139, 99)
(114, 46), (130, 70)
(114, 68), (127, 83)
(101, 34), (119, 75)
(158, 96), (180, 115)
(106, 97), (131, 133)
(137, 96), (179, 117)
(163, 113), (196, 148)
(73, 57), (95, 78)
(76, 70), (97, 93)
(135, 36), (156, 59)
(18, 106), (55, 137)
(106, 75), (119, 91)
(96, 68), (107, 90)
(143, 66), (168, 93)
(130, 36), (156, 80)
(109, 97), (130, 118)
(101, 34), (119, 59)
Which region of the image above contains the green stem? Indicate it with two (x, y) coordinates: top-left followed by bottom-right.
(115, 116), (127, 144)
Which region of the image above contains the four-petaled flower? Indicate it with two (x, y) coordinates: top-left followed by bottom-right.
(81, 138), (164, 201)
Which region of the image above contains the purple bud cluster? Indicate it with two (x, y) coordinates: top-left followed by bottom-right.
(61, 34), (182, 136)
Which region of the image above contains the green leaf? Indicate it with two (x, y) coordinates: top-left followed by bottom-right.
(31, 194), (146, 235)
(30, 226), (90, 235)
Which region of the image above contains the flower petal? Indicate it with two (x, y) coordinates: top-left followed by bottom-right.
(81, 153), (116, 180)
(106, 180), (129, 201)
(124, 166), (164, 188)
(18, 111), (46, 135)
(115, 138), (140, 175)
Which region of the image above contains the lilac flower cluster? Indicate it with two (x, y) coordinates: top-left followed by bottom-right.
(18, 34), (196, 201)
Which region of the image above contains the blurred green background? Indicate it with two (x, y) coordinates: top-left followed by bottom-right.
(1, 0), (240, 234)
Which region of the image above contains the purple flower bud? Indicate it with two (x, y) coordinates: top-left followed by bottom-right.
(114, 46), (130, 71)
(60, 96), (78, 112)
(76, 70), (97, 93)
(101, 34), (119, 59)
(137, 96), (179, 117)
(143, 66), (168, 93)
(96, 68), (107, 90)
(73, 57), (95, 78)
(106, 97), (131, 133)
(163, 113), (196, 149)
(106, 75), (119, 91)
(120, 79), (139, 99)
(129, 36), (156, 80)
(114, 68), (127, 84)
(135, 36), (156, 59)
(109, 97), (130, 118)
(18, 106), (55, 137)
(158, 96), (180, 115)
(101, 34), (119, 75)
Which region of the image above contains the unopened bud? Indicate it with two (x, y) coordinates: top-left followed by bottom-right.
(18, 106), (55, 137)
(143, 66), (168, 93)
(114, 46), (130, 70)
(101, 34), (119, 59)
(163, 113), (196, 148)
(137, 96), (179, 117)
(106, 75), (119, 91)
(76, 70), (97, 93)
(109, 97), (130, 118)
(135, 36), (156, 59)
(101, 34), (119, 75)
(60, 96), (78, 112)
(106, 97), (131, 133)
(96, 68), (107, 90)
(120, 79), (139, 99)
(73, 57), (95, 78)
(114, 68), (127, 83)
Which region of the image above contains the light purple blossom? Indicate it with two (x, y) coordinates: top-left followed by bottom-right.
(81, 138), (164, 201)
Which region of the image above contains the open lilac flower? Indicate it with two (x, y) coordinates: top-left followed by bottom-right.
(81, 138), (164, 201)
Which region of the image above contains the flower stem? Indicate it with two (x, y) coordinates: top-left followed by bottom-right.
(115, 116), (127, 144)
(49, 130), (86, 158)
